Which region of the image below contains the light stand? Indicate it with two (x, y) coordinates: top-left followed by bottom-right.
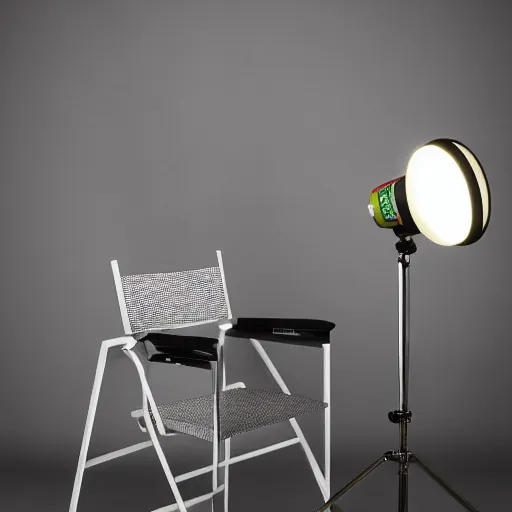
(315, 235), (480, 512)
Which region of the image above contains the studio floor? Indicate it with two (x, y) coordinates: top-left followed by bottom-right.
(2, 448), (510, 512)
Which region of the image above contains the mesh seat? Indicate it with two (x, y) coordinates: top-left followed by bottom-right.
(135, 388), (327, 442)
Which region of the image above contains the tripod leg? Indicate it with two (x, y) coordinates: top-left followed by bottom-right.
(411, 454), (480, 512)
(315, 453), (389, 512)
(398, 456), (409, 512)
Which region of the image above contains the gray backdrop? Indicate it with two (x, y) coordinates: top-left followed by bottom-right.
(2, 0), (511, 510)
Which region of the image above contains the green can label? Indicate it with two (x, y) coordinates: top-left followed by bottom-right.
(369, 177), (402, 229)
(378, 182), (398, 222)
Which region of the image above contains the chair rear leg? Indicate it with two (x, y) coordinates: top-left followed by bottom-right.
(123, 346), (187, 511)
(211, 438), (226, 512)
(143, 404), (188, 512)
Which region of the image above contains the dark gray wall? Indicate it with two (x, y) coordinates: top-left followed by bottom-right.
(2, 0), (511, 475)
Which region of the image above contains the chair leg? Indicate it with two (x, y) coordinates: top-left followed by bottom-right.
(323, 344), (331, 508)
(211, 438), (225, 512)
(211, 336), (226, 511)
(212, 436), (219, 512)
(122, 346), (187, 511)
(224, 438), (230, 512)
(69, 342), (110, 512)
(143, 402), (188, 512)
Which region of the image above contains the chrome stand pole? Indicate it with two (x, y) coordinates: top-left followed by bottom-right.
(314, 237), (480, 512)
(396, 237), (411, 512)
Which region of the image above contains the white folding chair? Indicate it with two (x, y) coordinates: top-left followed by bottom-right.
(69, 250), (335, 512)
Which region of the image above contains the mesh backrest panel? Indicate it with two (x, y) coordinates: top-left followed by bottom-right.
(121, 266), (229, 332)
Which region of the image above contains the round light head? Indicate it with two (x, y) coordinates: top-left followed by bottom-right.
(405, 139), (490, 246)
(368, 139), (490, 246)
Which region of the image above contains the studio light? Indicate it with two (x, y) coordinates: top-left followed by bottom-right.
(368, 138), (490, 245)
(317, 139), (491, 512)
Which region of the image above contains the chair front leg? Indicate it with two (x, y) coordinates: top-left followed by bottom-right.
(323, 343), (331, 500)
(224, 438), (231, 512)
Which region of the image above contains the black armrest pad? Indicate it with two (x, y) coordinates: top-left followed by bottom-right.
(140, 332), (218, 369)
(226, 317), (335, 347)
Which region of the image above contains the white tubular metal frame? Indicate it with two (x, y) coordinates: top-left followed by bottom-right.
(69, 251), (331, 511)
(111, 260), (132, 335)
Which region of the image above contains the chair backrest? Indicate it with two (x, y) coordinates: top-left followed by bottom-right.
(111, 250), (232, 335)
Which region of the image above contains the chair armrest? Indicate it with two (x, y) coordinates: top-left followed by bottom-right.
(139, 332), (218, 370)
(226, 317), (335, 348)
